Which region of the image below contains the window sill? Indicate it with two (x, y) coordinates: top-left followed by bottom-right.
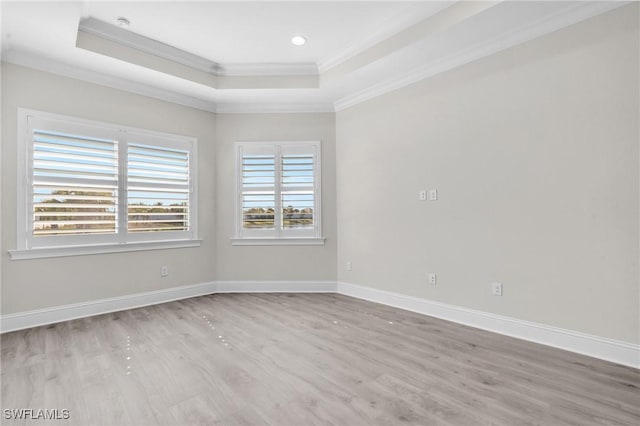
(231, 237), (326, 246)
(9, 239), (202, 260)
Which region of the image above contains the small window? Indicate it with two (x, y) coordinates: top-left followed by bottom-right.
(234, 141), (322, 243)
(16, 109), (198, 253)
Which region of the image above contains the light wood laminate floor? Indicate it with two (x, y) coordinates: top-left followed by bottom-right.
(2, 293), (639, 426)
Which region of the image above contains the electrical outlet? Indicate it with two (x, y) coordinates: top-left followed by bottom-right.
(346, 261), (352, 271)
(161, 266), (169, 277)
(428, 273), (437, 285)
(429, 189), (438, 201)
(419, 190), (427, 201)
(492, 282), (503, 296)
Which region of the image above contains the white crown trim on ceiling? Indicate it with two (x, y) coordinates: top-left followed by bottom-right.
(218, 63), (318, 77)
(79, 17), (222, 74)
(2, 49), (221, 113)
(334, 0), (627, 112)
(316, 1), (453, 74)
(215, 103), (334, 114)
(2, 1), (630, 114)
(80, 17), (319, 78)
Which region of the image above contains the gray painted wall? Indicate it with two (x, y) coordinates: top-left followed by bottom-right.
(0, 67), (338, 313)
(215, 113), (337, 282)
(1, 64), (217, 313)
(336, 5), (639, 343)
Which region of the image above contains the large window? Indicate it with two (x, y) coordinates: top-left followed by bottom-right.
(12, 109), (198, 258)
(234, 141), (323, 245)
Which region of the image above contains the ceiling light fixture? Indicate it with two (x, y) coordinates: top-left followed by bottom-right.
(116, 17), (130, 29)
(291, 35), (307, 46)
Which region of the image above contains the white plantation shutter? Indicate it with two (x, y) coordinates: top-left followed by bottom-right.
(28, 117), (120, 247)
(127, 142), (190, 234)
(280, 145), (316, 233)
(236, 141), (321, 239)
(240, 144), (276, 231)
(18, 110), (197, 251)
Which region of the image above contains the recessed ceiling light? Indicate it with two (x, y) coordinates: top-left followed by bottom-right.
(291, 36), (307, 46)
(116, 17), (130, 29)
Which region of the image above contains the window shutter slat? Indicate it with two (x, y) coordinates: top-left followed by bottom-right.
(32, 128), (118, 236)
(127, 142), (190, 233)
(281, 154), (314, 230)
(241, 154), (275, 229)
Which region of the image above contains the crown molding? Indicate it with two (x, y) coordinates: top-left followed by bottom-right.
(5, 1), (629, 115)
(2, 50), (219, 113)
(79, 18), (221, 74)
(334, 0), (630, 112)
(2, 51), (330, 114)
(317, 1), (453, 73)
(80, 18), (318, 78)
(218, 62), (318, 76)
(216, 103), (334, 114)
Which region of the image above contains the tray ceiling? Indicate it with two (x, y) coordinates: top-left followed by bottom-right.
(1, 1), (628, 113)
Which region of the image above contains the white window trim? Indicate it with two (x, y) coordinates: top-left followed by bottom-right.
(9, 239), (202, 260)
(230, 237), (325, 246)
(233, 140), (324, 246)
(13, 108), (199, 258)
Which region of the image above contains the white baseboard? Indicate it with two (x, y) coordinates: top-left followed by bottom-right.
(2, 279), (637, 368)
(337, 281), (640, 369)
(216, 280), (337, 293)
(0, 281), (218, 333)
(0, 280), (335, 333)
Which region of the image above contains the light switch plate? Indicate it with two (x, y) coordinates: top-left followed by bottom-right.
(492, 282), (503, 296)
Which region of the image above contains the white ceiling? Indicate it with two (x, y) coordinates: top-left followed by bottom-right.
(84, 1), (443, 65)
(0, 1), (629, 113)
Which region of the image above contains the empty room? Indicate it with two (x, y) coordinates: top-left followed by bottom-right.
(1, 1), (639, 425)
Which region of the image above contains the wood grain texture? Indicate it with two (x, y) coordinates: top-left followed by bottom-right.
(2, 293), (639, 425)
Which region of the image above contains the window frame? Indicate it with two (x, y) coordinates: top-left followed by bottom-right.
(233, 140), (324, 246)
(12, 108), (199, 259)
